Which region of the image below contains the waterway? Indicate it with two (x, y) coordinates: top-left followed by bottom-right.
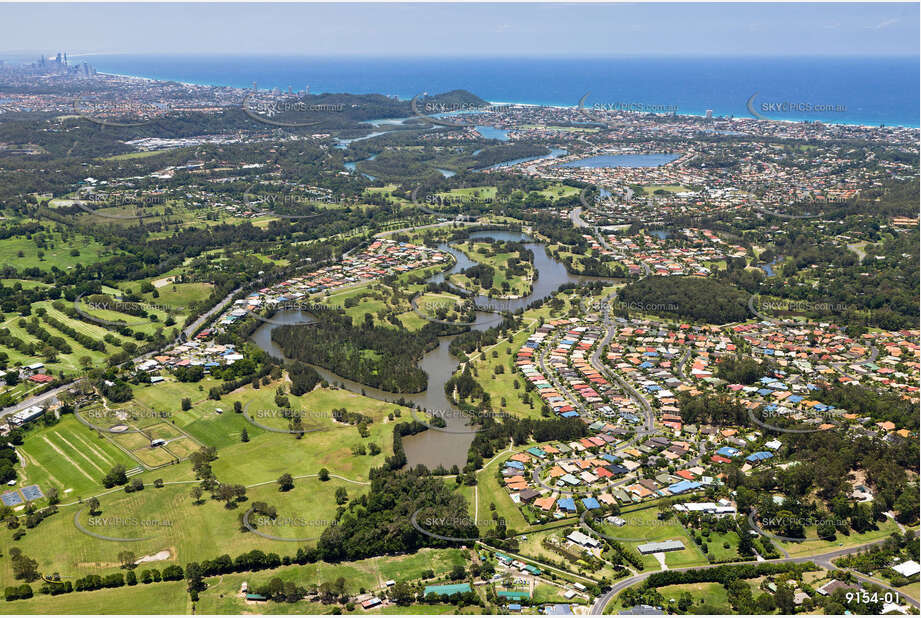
(249, 230), (598, 469)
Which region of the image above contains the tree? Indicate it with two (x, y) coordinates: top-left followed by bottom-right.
(87, 496), (101, 515)
(185, 561), (204, 594)
(390, 581), (414, 606)
(278, 473), (294, 492)
(118, 550), (136, 569)
(190, 486), (203, 504)
(335, 487), (348, 505)
(318, 468), (330, 482)
(102, 464), (128, 488)
(181, 398), (192, 411)
(240, 427), (249, 443)
(774, 584), (795, 614)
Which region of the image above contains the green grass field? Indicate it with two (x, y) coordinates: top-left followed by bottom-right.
(595, 506), (707, 570)
(16, 415), (137, 497)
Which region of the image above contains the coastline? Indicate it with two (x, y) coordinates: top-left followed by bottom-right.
(94, 69), (921, 130)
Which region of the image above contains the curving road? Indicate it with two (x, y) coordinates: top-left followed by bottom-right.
(589, 533), (919, 614)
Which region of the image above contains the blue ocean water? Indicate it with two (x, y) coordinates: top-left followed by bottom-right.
(82, 55), (919, 127)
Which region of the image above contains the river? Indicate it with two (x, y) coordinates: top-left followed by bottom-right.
(249, 230), (597, 469)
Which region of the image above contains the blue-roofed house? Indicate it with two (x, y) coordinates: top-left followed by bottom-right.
(527, 447), (547, 459)
(667, 480), (702, 494)
(582, 497), (601, 510)
(506, 460), (525, 470)
(561, 411), (580, 419)
(558, 497), (576, 512)
(746, 451), (773, 463)
(716, 446), (740, 457)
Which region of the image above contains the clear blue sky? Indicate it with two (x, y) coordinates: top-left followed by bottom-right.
(1, 3), (918, 57)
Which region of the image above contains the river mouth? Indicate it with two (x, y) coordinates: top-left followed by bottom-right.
(249, 230), (599, 469)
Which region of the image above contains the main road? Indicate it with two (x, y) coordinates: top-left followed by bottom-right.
(589, 534), (919, 614)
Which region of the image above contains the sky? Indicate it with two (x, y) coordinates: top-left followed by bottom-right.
(1, 2), (918, 58)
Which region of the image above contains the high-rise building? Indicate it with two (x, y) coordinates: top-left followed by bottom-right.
(705, 109), (713, 121)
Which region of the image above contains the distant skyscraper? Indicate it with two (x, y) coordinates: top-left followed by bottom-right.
(705, 109), (713, 121)
(287, 86), (293, 94)
(305, 84), (310, 95)
(252, 81), (258, 91)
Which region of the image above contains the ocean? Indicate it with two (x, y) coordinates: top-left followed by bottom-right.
(80, 55), (919, 127)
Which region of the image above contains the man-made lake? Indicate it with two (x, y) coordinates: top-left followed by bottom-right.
(558, 153), (680, 168)
(475, 125), (510, 141)
(250, 230), (600, 469)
